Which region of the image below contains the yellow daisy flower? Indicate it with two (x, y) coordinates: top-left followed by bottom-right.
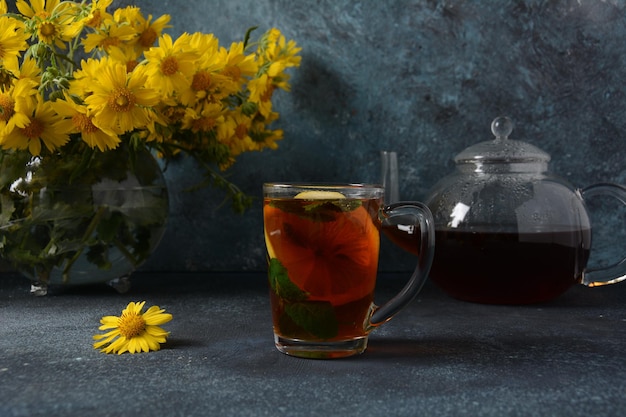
(219, 111), (260, 158)
(112, 5), (142, 25)
(143, 33), (198, 99)
(37, 20), (66, 48)
(247, 73), (274, 118)
(85, 59), (160, 135)
(181, 102), (226, 135)
(250, 120), (283, 151)
(188, 32), (219, 64)
(0, 0), (7, 14)
(93, 301), (173, 355)
(0, 92), (73, 155)
(16, 0), (56, 18)
(225, 110), (283, 155)
(223, 41), (258, 81)
(107, 45), (142, 73)
(69, 57), (103, 98)
(256, 28), (301, 93)
(270, 35), (302, 70)
(175, 32), (227, 105)
(82, 0), (114, 28)
(82, 18), (137, 54)
(213, 42), (258, 95)
(17, 0), (76, 49)
(141, 116), (170, 144)
(60, 0), (106, 39)
(0, 78), (39, 135)
(132, 12), (171, 52)
(52, 94), (120, 151)
(12, 56), (42, 85)
(0, 16), (30, 73)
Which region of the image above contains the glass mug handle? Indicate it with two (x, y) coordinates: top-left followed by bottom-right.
(368, 201), (436, 328)
(581, 182), (626, 287)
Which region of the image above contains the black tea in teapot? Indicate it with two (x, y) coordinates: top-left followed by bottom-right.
(424, 117), (625, 304)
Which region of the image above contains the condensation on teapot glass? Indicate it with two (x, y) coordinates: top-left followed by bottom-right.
(453, 116), (550, 166)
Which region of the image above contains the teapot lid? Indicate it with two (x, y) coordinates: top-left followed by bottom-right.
(454, 116), (551, 164)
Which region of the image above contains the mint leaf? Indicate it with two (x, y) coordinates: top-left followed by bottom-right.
(268, 258), (340, 339)
(270, 199), (362, 223)
(268, 258), (308, 301)
(285, 301), (339, 340)
(304, 199), (362, 214)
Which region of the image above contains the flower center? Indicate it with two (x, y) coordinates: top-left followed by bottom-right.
(235, 123), (248, 140)
(21, 118), (44, 138)
(39, 22), (57, 38)
(164, 106), (185, 123)
(0, 70), (13, 90)
(108, 88), (135, 112)
(191, 71), (212, 91)
(101, 37), (121, 50)
(161, 56), (179, 76)
(192, 116), (216, 132)
(222, 66), (241, 81)
(0, 95), (15, 122)
(261, 84), (275, 102)
(86, 10), (103, 28)
(72, 113), (99, 133)
(118, 312), (146, 338)
(126, 60), (139, 73)
(139, 28), (158, 48)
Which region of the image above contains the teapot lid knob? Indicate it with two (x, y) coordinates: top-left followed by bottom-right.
(453, 116), (551, 164)
(491, 116), (514, 139)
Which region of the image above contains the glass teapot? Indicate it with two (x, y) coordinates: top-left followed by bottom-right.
(424, 116), (626, 304)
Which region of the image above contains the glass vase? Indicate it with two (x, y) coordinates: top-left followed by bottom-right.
(0, 145), (169, 295)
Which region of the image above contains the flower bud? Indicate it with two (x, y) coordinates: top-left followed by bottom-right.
(241, 101), (257, 116)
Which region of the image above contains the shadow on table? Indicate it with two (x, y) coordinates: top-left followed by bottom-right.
(363, 333), (603, 365)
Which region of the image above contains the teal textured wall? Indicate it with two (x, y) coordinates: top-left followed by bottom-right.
(116, 0), (626, 272)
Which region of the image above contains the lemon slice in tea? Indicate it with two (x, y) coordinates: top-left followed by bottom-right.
(263, 195), (379, 305)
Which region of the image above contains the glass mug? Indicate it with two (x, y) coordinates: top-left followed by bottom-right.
(263, 183), (435, 358)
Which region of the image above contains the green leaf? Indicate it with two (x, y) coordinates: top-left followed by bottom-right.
(0, 194), (15, 225)
(96, 211), (123, 243)
(268, 258), (308, 302)
(268, 258), (340, 340)
(285, 301), (339, 340)
(306, 200), (362, 213)
(86, 244), (112, 270)
(243, 26), (258, 49)
(269, 199), (362, 223)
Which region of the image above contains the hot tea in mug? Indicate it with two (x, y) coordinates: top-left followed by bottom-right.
(263, 183), (435, 358)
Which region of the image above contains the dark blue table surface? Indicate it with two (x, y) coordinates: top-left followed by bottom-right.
(1, 272), (625, 417)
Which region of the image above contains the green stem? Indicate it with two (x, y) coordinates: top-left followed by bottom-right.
(61, 206), (107, 282)
(35, 266), (50, 285)
(113, 238), (139, 267)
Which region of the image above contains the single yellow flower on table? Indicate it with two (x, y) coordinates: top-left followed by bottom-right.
(93, 301), (173, 354)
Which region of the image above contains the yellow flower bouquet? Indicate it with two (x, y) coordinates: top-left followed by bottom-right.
(0, 0), (301, 291)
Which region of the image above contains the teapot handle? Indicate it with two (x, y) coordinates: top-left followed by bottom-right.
(581, 183), (626, 287)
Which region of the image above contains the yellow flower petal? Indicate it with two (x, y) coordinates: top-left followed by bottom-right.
(93, 301), (172, 354)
